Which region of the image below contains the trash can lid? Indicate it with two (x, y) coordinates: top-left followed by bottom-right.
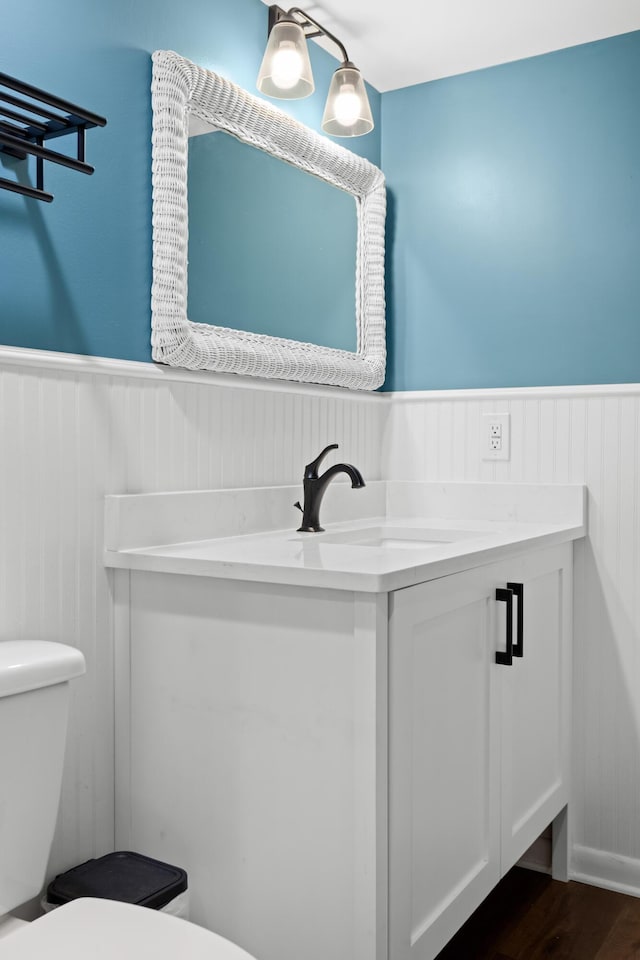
(46, 851), (187, 911)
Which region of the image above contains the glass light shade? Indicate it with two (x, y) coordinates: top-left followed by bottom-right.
(257, 20), (314, 100)
(321, 64), (374, 137)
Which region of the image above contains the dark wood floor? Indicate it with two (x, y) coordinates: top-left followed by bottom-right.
(435, 867), (640, 959)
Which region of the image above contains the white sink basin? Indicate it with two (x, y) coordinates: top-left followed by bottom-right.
(311, 526), (486, 549)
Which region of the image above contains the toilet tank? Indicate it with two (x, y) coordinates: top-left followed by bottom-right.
(0, 641), (85, 916)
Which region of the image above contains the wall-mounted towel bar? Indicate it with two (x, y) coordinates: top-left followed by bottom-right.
(0, 72), (107, 203)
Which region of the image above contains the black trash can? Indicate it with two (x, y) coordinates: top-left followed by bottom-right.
(45, 851), (189, 918)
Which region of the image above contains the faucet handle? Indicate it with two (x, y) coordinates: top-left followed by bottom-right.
(293, 501), (303, 513)
(304, 443), (339, 479)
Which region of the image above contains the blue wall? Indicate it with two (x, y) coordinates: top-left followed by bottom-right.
(382, 30), (640, 391)
(3, 10), (639, 390)
(0, 0), (380, 362)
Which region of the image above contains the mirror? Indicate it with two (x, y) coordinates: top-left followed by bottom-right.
(151, 50), (386, 390)
(187, 127), (357, 352)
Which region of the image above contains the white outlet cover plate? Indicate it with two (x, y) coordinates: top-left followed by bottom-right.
(482, 412), (511, 461)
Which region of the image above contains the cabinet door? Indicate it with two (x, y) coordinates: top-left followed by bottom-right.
(388, 564), (502, 960)
(500, 543), (572, 872)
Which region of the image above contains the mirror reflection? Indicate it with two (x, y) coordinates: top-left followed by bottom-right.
(187, 124), (357, 351)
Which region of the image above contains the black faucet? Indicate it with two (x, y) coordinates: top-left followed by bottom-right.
(294, 443), (365, 533)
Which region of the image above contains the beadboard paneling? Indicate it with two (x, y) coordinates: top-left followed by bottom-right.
(0, 349), (386, 880)
(4, 345), (639, 899)
(384, 386), (640, 891)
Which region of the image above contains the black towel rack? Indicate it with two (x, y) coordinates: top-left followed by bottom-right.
(0, 72), (107, 203)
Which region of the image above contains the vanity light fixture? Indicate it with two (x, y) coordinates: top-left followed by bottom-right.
(257, 5), (374, 138)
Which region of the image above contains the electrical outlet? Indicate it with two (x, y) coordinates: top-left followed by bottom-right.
(483, 413), (510, 461)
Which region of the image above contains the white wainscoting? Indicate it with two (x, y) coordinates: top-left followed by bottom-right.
(0, 346), (386, 879)
(384, 385), (640, 896)
(3, 345), (639, 901)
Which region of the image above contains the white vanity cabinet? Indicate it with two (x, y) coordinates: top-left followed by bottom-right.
(114, 539), (572, 960)
(388, 543), (572, 960)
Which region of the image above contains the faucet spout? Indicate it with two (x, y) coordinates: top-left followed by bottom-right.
(319, 463), (365, 489)
(295, 444), (365, 533)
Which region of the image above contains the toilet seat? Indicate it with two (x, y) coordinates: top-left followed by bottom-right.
(2, 897), (257, 959)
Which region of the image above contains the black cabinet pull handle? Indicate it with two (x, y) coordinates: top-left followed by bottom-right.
(495, 587), (514, 666)
(507, 582), (524, 657)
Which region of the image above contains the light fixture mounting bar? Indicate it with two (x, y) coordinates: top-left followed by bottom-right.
(267, 5), (350, 65)
(268, 4), (321, 39)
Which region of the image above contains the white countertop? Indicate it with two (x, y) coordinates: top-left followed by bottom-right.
(104, 482), (586, 593)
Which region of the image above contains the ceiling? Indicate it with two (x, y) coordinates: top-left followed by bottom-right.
(261, 0), (640, 92)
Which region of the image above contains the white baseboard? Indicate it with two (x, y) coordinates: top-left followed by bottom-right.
(572, 845), (640, 898)
(518, 835), (552, 875)
(518, 859), (552, 876)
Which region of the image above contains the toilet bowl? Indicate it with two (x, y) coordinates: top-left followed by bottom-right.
(0, 641), (258, 960)
(1, 897), (256, 958)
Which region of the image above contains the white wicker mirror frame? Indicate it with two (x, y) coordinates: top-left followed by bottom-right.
(151, 50), (386, 391)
